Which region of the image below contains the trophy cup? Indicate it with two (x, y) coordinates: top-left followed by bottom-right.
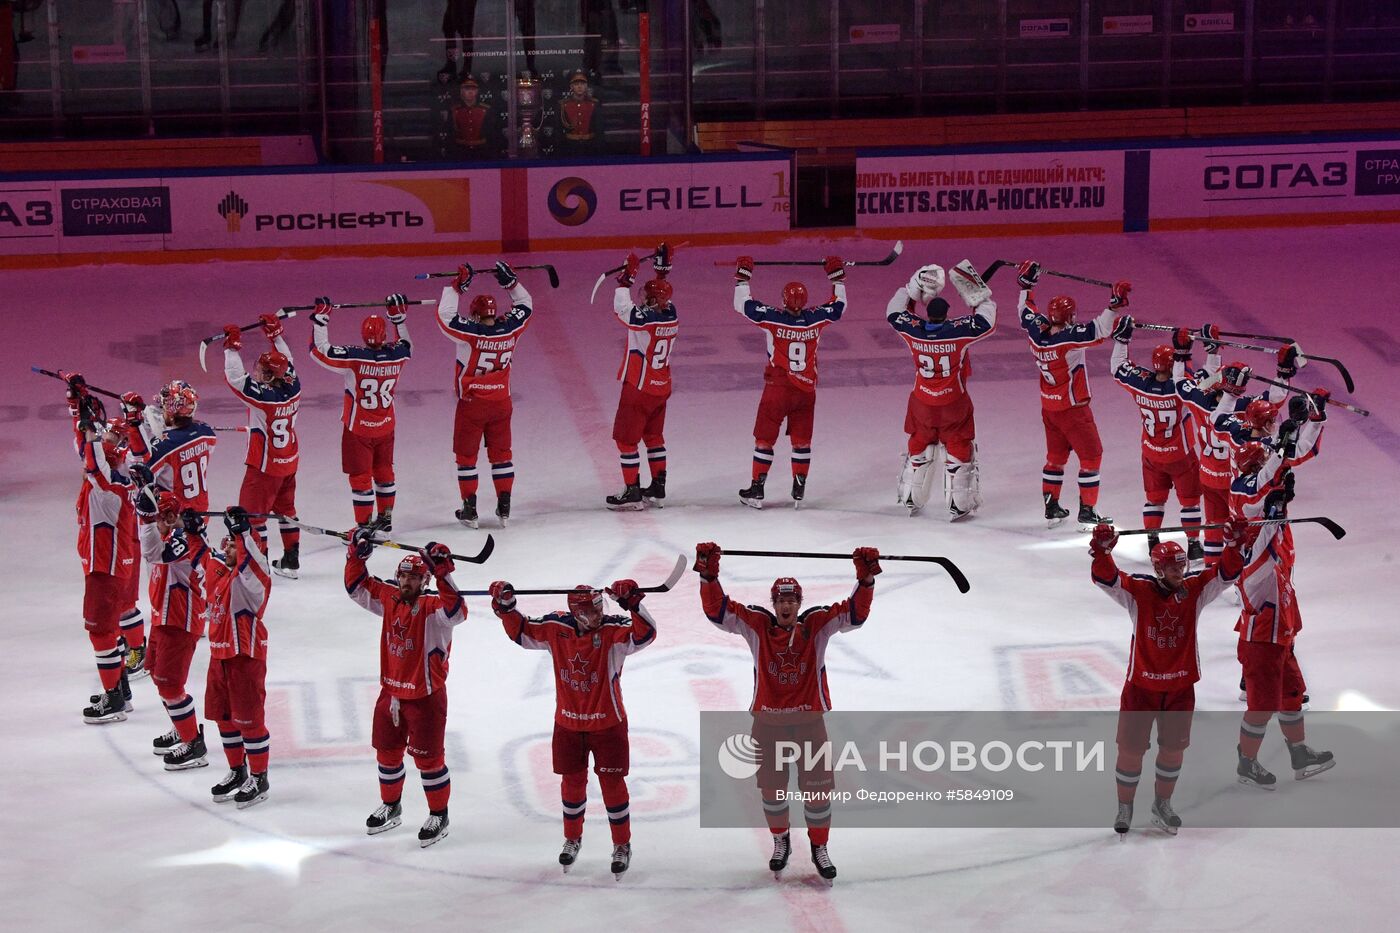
(516, 73), (542, 153)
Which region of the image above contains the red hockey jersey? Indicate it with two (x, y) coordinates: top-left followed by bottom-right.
(310, 319), (412, 437)
(200, 529), (271, 660)
(344, 551), (466, 699)
(435, 284), (534, 401)
(139, 519), (206, 635)
(73, 422), (138, 580)
(1018, 289), (1113, 411)
(885, 285), (997, 404)
(226, 336), (301, 476)
(613, 285), (679, 396)
(735, 282), (845, 392)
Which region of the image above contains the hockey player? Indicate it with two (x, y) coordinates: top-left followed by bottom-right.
(1230, 411), (1334, 788)
(345, 531), (463, 847)
(310, 293), (413, 531)
(694, 541), (880, 883)
(61, 376), (138, 724)
(184, 506), (273, 809)
(488, 579), (657, 876)
(437, 260), (533, 529)
(606, 243), (678, 511)
(886, 261), (996, 519)
(134, 482), (209, 770)
(1015, 261), (1124, 527)
(1108, 318), (1203, 559)
(224, 314), (303, 578)
(733, 255), (847, 508)
(1089, 520), (1245, 836)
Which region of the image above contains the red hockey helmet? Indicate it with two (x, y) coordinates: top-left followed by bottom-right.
(470, 294), (498, 322)
(257, 349), (290, 380)
(1236, 441), (1269, 474)
(1243, 399), (1279, 432)
(770, 577), (803, 603)
(1221, 361), (1251, 396)
(1045, 295), (1076, 326)
(1150, 345), (1175, 375)
(101, 417), (126, 454)
(397, 554), (429, 580)
(1150, 540), (1188, 577)
(157, 491), (181, 520)
(642, 278), (673, 308)
(781, 282), (808, 312)
(161, 381), (198, 419)
(362, 315), (387, 348)
(567, 585), (605, 621)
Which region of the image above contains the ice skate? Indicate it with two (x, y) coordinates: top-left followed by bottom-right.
(82, 687), (128, 724)
(1150, 796), (1181, 836)
(374, 508), (393, 536)
(211, 763), (248, 803)
(1146, 533), (1161, 553)
(611, 843), (632, 879)
(559, 837), (582, 872)
(418, 810), (449, 847)
(272, 544), (299, 580)
(810, 842), (837, 884)
(605, 483), (644, 512)
(1236, 745), (1277, 790)
(234, 771), (270, 809)
(366, 800), (403, 835)
(739, 475), (766, 509)
(1238, 676), (1248, 702)
(768, 831), (790, 879)
(1186, 538), (1204, 564)
(456, 495), (479, 529)
(1289, 742), (1335, 780)
(124, 644), (149, 680)
(495, 492), (512, 528)
(152, 727), (180, 756)
(791, 474), (806, 507)
(1078, 503), (1112, 531)
(1044, 493), (1069, 528)
(163, 726), (209, 771)
(1114, 801), (1133, 838)
(641, 471), (666, 507)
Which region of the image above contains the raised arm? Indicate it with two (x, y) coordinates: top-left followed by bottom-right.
(344, 532), (387, 616)
(694, 542), (770, 635)
(605, 579), (658, 655)
(808, 548), (880, 635)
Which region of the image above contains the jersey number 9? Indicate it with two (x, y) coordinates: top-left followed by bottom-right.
(787, 341), (808, 372)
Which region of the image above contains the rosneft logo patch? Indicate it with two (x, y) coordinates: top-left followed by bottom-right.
(547, 176), (597, 226)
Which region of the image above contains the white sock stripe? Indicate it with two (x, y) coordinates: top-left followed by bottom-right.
(243, 736), (271, 752)
(163, 696), (196, 715)
(221, 734), (245, 748)
(762, 800), (789, 814)
(421, 772), (451, 789)
(753, 449), (775, 462)
(1042, 472), (1064, 482)
(1240, 720), (1268, 737)
(562, 801), (587, 816)
(456, 467), (479, 478)
(1278, 711), (1305, 724)
(804, 803), (832, 819)
(646, 446), (666, 456)
(119, 608), (144, 623)
(619, 453), (641, 464)
(1115, 770), (1141, 784)
(378, 765), (406, 779)
(373, 482), (396, 494)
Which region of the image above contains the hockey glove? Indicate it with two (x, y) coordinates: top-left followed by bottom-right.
(1090, 523), (1118, 555)
(1222, 518), (1250, 548)
(259, 313), (284, 341)
(618, 252), (639, 287)
(1109, 280), (1132, 310)
(653, 242), (672, 277)
(1172, 328), (1193, 359)
(1199, 323), (1222, 354)
(1276, 419), (1300, 460)
(1110, 314), (1134, 343)
(135, 485), (160, 519)
(1276, 343), (1300, 379)
(694, 541), (722, 578)
(823, 256), (846, 283)
(349, 525), (376, 560)
(489, 580), (516, 613)
(425, 541), (454, 577)
(852, 546), (882, 581)
(128, 462), (155, 489)
(311, 296), (333, 325)
(734, 256), (754, 283)
(494, 260), (518, 289)
(909, 264), (945, 302)
(452, 263), (474, 294)
(1308, 389), (1328, 421)
(224, 506), (252, 537)
(181, 508), (206, 539)
(1016, 259), (1041, 289)
(222, 324), (243, 350)
(607, 579), (644, 612)
(385, 293), (408, 324)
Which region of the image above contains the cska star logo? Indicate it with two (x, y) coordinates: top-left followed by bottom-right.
(561, 652), (600, 693)
(1148, 607), (1185, 649)
(769, 647), (808, 686)
(386, 613), (417, 659)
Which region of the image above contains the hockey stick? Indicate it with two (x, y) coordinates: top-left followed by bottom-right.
(417, 265), (560, 288)
(980, 259), (1014, 281)
(1115, 516), (1346, 541)
(1041, 268), (1113, 289)
(1249, 373), (1370, 417)
(711, 240), (904, 269)
(242, 514), (496, 563)
(1134, 324), (1355, 392)
(198, 308), (298, 373)
(458, 553), (688, 596)
(31, 367), (124, 400)
(720, 548), (970, 594)
(590, 241), (690, 303)
(279, 299), (436, 312)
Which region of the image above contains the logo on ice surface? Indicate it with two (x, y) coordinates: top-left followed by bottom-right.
(717, 732), (761, 780)
(218, 191), (249, 233)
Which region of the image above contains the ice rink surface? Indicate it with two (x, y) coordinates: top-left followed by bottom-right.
(4, 224), (1398, 931)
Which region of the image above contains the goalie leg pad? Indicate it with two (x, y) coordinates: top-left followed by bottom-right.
(950, 260), (992, 307)
(945, 451), (982, 515)
(898, 445), (939, 511)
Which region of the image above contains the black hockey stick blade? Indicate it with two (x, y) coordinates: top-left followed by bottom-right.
(721, 548), (970, 593)
(1043, 268), (1113, 289)
(1116, 517), (1346, 541)
(260, 514), (495, 563)
(1302, 354), (1355, 393)
(515, 264), (560, 288)
(459, 553), (686, 596)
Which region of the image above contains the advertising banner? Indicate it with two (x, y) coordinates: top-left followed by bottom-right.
(855, 149), (1124, 230)
(526, 156), (791, 240)
(1019, 18), (1072, 38)
(1147, 139), (1400, 225)
(1103, 14), (1154, 34)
